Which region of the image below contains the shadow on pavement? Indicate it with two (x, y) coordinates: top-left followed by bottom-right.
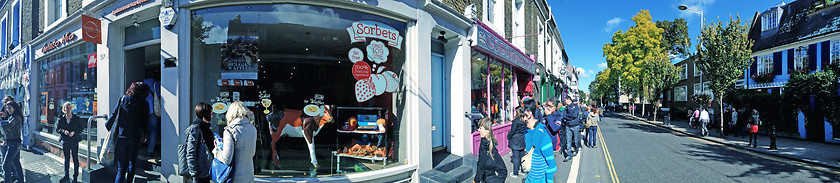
(617, 122), (671, 134)
(681, 143), (840, 181)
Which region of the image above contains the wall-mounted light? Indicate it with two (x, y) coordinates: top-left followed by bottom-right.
(437, 31), (448, 44)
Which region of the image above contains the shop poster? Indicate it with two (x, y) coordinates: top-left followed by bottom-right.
(348, 21), (402, 102)
(221, 35), (260, 80)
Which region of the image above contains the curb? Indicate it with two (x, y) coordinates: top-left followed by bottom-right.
(615, 112), (840, 171)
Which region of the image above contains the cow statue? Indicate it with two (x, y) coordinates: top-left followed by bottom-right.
(269, 105), (334, 168)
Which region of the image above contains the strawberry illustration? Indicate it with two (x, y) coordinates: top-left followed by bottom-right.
(355, 78), (375, 102)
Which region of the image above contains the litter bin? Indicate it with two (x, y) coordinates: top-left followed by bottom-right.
(661, 108), (671, 127)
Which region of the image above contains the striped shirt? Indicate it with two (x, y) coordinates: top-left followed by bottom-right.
(525, 123), (556, 182)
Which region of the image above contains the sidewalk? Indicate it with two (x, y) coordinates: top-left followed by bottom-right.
(0, 147), (162, 183)
(618, 112), (840, 170)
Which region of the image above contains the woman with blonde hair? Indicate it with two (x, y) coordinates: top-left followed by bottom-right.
(58, 102), (84, 183)
(213, 101), (257, 182)
(474, 117), (507, 183)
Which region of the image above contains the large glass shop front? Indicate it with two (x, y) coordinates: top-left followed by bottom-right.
(470, 52), (530, 128)
(37, 42), (99, 149)
(191, 4), (406, 178)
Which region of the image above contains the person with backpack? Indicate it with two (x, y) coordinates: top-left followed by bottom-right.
(106, 82), (150, 183)
(507, 107), (527, 178)
(748, 109), (762, 148)
(474, 118), (508, 183)
(183, 102), (214, 183)
(562, 96), (582, 162)
(58, 102), (83, 183)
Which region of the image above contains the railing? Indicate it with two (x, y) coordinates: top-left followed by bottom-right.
(86, 114), (107, 171)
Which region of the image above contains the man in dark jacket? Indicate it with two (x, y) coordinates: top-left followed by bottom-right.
(562, 96), (582, 162)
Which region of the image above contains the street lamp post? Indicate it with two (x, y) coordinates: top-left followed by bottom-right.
(678, 4), (705, 95)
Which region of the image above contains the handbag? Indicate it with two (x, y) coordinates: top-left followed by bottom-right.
(211, 127), (235, 183)
(521, 148), (534, 173)
(99, 97), (124, 165)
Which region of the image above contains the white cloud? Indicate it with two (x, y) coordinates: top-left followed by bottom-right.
(203, 21), (229, 44)
(267, 4), (349, 29)
(597, 62), (608, 69)
(603, 17), (623, 33)
(576, 67), (593, 78)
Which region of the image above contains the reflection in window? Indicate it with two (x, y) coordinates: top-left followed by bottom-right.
(191, 4), (406, 178)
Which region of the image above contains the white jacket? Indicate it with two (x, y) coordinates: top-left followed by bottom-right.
(213, 117), (257, 182)
(700, 110), (710, 120)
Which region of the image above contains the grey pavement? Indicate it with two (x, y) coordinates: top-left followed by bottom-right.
(0, 147), (161, 183)
(620, 112), (840, 170)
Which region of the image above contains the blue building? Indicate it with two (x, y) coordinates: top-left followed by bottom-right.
(746, 0), (840, 142)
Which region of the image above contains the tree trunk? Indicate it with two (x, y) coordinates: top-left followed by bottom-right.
(653, 100), (659, 122)
(642, 94), (646, 118)
(720, 95), (724, 138)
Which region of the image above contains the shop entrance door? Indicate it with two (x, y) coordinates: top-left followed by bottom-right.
(431, 53), (448, 151)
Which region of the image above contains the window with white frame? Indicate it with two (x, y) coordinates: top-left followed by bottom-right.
(47, 0), (66, 26)
(486, 0), (495, 23)
(11, 0), (19, 47)
(831, 39), (840, 64)
(694, 62), (702, 77)
(757, 54), (773, 74)
(693, 82), (713, 98)
(794, 46), (808, 71)
(761, 10), (779, 31)
(1, 15), (6, 56)
(680, 65), (688, 80)
(675, 85), (687, 101)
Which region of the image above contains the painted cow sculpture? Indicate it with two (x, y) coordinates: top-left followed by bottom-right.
(269, 105), (334, 168)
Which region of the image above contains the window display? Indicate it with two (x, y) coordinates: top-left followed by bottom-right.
(37, 42), (98, 147)
(190, 4), (405, 178)
(471, 52), (515, 128)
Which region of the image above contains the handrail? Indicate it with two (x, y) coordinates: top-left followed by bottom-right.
(86, 114), (107, 170)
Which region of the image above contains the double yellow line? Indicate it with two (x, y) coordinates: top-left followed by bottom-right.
(598, 127), (619, 183)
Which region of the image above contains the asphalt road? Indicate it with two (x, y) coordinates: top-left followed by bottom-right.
(505, 112), (840, 183)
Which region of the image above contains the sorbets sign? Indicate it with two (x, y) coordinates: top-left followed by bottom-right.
(471, 21), (535, 75)
(41, 32), (77, 54)
(347, 21), (403, 49)
(82, 15), (101, 44)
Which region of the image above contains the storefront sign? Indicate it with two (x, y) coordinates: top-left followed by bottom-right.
(82, 15), (101, 44)
(159, 7), (177, 29)
(471, 21), (535, 75)
(347, 21), (403, 49)
(87, 53), (97, 68)
(41, 32), (77, 54)
(112, 0), (151, 16)
(352, 62), (371, 80)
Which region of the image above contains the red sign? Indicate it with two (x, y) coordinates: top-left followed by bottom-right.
(112, 0), (150, 16)
(82, 15), (101, 44)
(87, 53), (97, 68)
(41, 32), (77, 54)
(352, 62), (371, 80)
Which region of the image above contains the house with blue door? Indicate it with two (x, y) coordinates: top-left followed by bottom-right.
(745, 0), (840, 142)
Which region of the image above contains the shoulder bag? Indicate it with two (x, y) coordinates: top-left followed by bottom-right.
(211, 126), (236, 183)
(99, 97), (124, 165)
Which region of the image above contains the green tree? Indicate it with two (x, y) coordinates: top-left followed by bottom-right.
(644, 56), (682, 121)
(782, 63), (840, 135)
(591, 69), (617, 106)
(603, 10), (666, 115)
(695, 15), (754, 137)
(656, 18), (692, 58)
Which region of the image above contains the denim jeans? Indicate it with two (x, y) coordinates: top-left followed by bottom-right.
(115, 138), (141, 183)
(587, 127), (598, 147)
(147, 115), (160, 153)
(64, 141), (80, 180)
(3, 142), (23, 183)
(510, 149), (524, 175)
(564, 125), (581, 156)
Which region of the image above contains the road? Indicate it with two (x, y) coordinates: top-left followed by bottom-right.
(504, 111), (840, 182)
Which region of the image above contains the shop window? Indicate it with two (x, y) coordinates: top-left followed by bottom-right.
(831, 39), (840, 64)
(794, 46), (808, 71)
(191, 4), (406, 178)
(470, 53), (515, 127)
(37, 42), (99, 150)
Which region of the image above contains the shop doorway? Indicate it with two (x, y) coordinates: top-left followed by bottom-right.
(123, 43), (161, 156)
(431, 51), (448, 151)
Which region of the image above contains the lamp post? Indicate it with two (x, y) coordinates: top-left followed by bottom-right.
(678, 4), (705, 94)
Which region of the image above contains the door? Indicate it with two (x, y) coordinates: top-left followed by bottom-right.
(431, 53), (447, 150)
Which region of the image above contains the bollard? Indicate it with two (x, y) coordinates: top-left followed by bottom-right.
(769, 125), (778, 150)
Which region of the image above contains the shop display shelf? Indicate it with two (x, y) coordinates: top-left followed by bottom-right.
(332, 151), (387, 173)
(337, 130), (386, 134)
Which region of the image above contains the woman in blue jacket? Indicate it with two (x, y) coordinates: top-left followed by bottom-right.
(523, 101), (557, 182)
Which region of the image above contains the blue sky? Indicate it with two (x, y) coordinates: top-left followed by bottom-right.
(549, 0), (788, 93)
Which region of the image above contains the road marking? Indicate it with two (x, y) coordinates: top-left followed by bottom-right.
(598, 127), (619, 183)
(623, 113), (840, 176)
(567, 133), (582, 183)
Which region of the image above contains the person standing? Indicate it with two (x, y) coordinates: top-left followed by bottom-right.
(585, 107), (600, 148)
(507, 107), (526, 178)
(523, 101), (556, 183)
(728, 108), (738, 137)
(213, 101), (257, 182)
(700, 108), (710, 137)
(58, 102), (83, 183)
(1, 98), (24, 183)
(561, 96), (582, 162)
(185, 103), (214, 183)
(737, 109), (748, 138)
(748, 109), (761, 148)
(474, 118), (507, 183)
(541, 98), (562, 153)
(106, 82), (150, 183)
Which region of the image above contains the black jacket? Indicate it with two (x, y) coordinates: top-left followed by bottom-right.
(474, 138), (507, 183)
(56, 114), (84, 143)
(563, 103), (582, 126)
(507, 118), (526, 150)
(196, 118), (216, 151)
(105, 95), (149, 140)
(186, 118), (212, 177)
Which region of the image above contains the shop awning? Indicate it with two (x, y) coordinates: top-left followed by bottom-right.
(470, 20), (535, 75)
